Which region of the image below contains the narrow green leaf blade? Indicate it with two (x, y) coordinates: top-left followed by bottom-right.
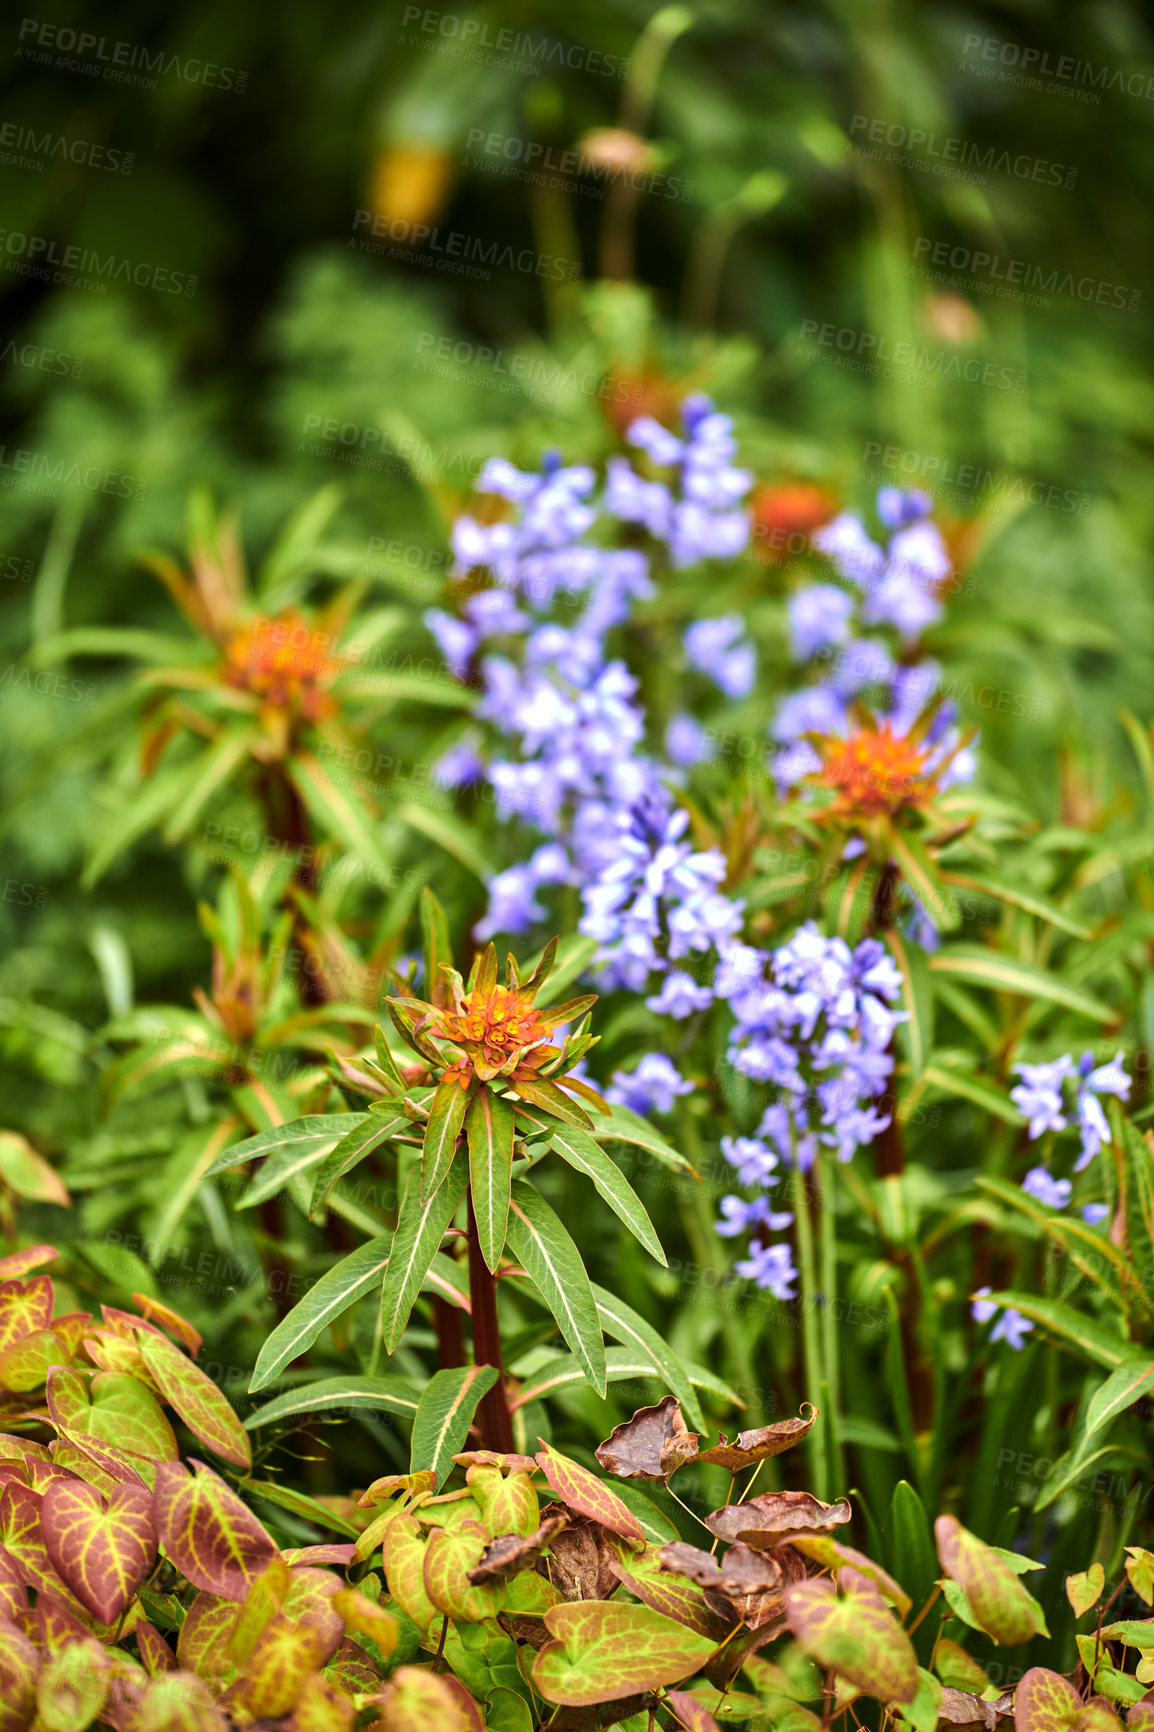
(380, 1161), (469, 1351)
(589, 1104), (694, 1174)
(249, 1236), (391, 1391)
(421, 1079), (471, 1201)
(506, 1181), (606, 1397)
(984, 1291), (1129, 1369)
(244, 1375), (420, 1430)
(410, 1364), (500, 1490)
(591, 1283), (705, 1430)
(545, 1124), (666, 1265)
(309, 1111), (408, 1217)
(287, 748), (392, 873)
(202, 1114), (365, 1180)
(465, 1086), (514, 1272)
(927, 946), (1113, 1022)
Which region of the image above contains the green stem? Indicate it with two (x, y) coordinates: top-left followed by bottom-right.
(791, 1156), (826, 1498)
(818, 1153), (843, 1491)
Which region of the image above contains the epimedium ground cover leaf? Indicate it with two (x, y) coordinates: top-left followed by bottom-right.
(152, 1460), (278, 1600)
(532, 1600), (719, 1705)
(40, 1478), (156, 1622)
(136, 1325), (252, 1468)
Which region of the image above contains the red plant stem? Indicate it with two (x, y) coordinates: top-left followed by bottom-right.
(466, 1192), (515, 1453)
(433, 1296), (466, 1369)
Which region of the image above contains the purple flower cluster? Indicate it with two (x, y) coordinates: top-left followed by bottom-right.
(712, 923), (904, 1298)
(1010, 1050), (1129, 1221)
(606, 397), (753, 567)
(971, 1288), (1034, 1351)
(772, 491), (973, 791)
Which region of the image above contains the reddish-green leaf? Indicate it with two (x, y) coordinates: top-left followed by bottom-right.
(35, 1637), (109, 1731)
(784, 1576), (918, 1704)
(383, 1513), (438, 1632)
(1015, 1666), (1083, 1732)
(0, 1276), (53, 1356)
(375, 1666), (479, 1731)
(465, 1086), (515, 1272)
(935, 1515), (1049, 1646)
(47, 1368), (178, 1467)
(41, 1479), (156, 1623)
(0, 1617), (39, 1728)
(152, 1460), (278, 1601)
(131, 1672), (230, 1730)
(534, 1442), (645, 1546)
(137, 1328), (251, 1468)
(532, 1600), (718, 1705)
(234, 1613), (330, 1718)
(0, 1133), (69, 1207)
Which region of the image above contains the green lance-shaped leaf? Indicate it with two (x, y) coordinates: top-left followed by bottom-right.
(927, 945), (1114, 1023)
(886, 928), (934, 1079)
(1083, 1359), (1154, 1442)
(889, 828), (961, 933)
(421, 1077), (471, 1201)
(465, 1085), (515, 1272)
(201, 1113), (366, 1181)
(287, 748), (394, 874)
(308, 1110), (408, 1216)
(41, 1479), (157, 1623)
(152, 1460), (278, 1602)
(249, 1236), (391, 1391)
(419, 887), (453, 1008)
(137, 1327), (251, 1469)
(244, 1374), (420, 1430)
(590, 1283), (706, 1431)
(409, 1364), (500, 1490)
(509, 1074), (595, 1131)
(939, 870), (1095, 940)
(381, 1161), (469, 1352)
(163, 725), (259, 843)
(784, 1577), (919, 1704)
(545, 1124), (666, 1265)
(982, 1291), (1129, 1369)
(506, 1181), (606, 1397)
(373, 1024), (408, 1094)
(532, 1601), (718, 1706)
(511, 1348), (674, 1410)
(588, 1102), (695, 1173)
(935, 1515), (1049, 1645)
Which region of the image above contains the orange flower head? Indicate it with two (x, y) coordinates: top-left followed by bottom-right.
(436, 983), (553, 1083)
(815, 723), (937, 817)
(223, 610), (342, 723)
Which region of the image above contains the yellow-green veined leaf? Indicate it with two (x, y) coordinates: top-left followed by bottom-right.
(935, 1515), (1049, 1645)
(409, 1364), (500, 1490)
(40, 1478), (156, 1623)
(591, 1283), (706, 1432)
(939, 870), (1094, 940)
(784, 1577), (918, 1704)
(249, 1236), (391, 1392)
(465, 1086), (515, 1273)
(244, 1374), (420, 1430)
(506, 1181), (606, 1398)
(532, 1601), (717, 1705)
(380, 1162), (469, 1352)
(927, 946), (1113, 1022)
(308, 1111), (408, 1217)
(287, 749), (393, 874)
(421, 1078), (471, 1202)
(136, 1327), (251, 1469)
(544, 1124), (666, 1265)
(152, 1460), (277, 1601)
(983, 1291), (1129, 1369)
(0, 1131), (69, 1207)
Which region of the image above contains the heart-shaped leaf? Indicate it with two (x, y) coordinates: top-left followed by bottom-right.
(41, 1479), (156, 1623)
(785, 1575), (918, 1704)
(532, 1600), (718, 1705)
(535, 1442), (644, 1546)
(935, 1516), (1049, 1646)
(153, 1460), (277, 1601)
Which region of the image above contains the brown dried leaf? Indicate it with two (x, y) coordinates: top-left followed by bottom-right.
(660, 1541), (783, 1600)
(594, 1398), (699, 1483)
(705, 1491), (851, 1551)
(468, 1516), (567, 1585)
(696, 1404), (818, 1472)
(938, 1687), (1011, 1728)
(536, 1508), (620, 1602)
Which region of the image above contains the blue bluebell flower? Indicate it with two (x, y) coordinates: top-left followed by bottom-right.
(972, 1288), (1034, 1349)
(607, 1053), (694, 1115)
